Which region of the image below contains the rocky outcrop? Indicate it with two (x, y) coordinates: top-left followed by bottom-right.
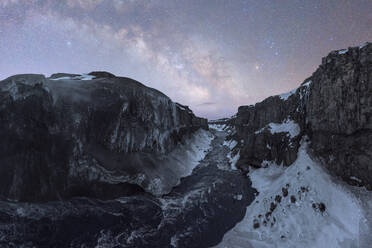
(0, 72), (208, 202)
(231, 42), (372, 189)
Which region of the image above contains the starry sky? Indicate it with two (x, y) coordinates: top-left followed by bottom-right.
(1, 0), (371, 119)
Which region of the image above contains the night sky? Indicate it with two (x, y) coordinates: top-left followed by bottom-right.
(1, 0), (371, 119)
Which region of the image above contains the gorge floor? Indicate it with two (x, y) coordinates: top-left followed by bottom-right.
(0, 128), (256, 248)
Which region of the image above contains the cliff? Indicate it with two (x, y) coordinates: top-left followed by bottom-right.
(0, 72), (208, 201)
(231, 42), (372, 189)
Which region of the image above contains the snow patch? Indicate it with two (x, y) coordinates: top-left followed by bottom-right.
(350, 176), (362, 183)
(227, 150), (240, 170)
(234, 194), (243, 201)
(279, 88), (297, 101)
(209, 123), (226, 131)
(223, 139), (237, 150)
(255, 119), (300, 139)
(216, 141), (368, 248)
(50, 74), (96, 81)
(302, 80), (312, 88)
(360, 43), (368, 49)
(338, 49), (348, 55)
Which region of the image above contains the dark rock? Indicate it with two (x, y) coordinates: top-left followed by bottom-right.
(275, 195), (282, 203)
(282, 187), (288, 197)
(0, 73), (208, 202)
(319, 202), (326, 212)
(270, 202), (277, 212)
(253, 219), (260, 229)
(312, 202), (326, 213)
(230, 42), (372, 189)
(290, 195), (296, 203)
(265, 211), (272, 219)
(300, 186), (308, 192)
(88, 71), (116, 78)
(306, 43), (372, 189)
(49, 73), (81, 79)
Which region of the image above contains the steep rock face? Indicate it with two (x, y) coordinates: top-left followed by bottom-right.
(0, 72), (208, 201)
(233, 82), (309, 170)
(307, 43), (372, 188)
(232, 42), (372, 188)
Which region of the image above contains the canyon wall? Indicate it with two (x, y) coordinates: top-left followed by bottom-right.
(0, 72), (208, 201)
(231, 42), (372, 189)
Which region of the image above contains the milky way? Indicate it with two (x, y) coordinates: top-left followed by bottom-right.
(0, 0), (371, 119)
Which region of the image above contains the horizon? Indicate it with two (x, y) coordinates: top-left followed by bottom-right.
(1, 0), (371, 119)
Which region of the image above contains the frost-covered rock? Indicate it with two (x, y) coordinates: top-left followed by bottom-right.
(0, 72), (208, 201)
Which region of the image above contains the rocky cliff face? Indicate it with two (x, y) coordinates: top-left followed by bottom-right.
(0, 72), (208, 202)
(231, 42), (372, 189)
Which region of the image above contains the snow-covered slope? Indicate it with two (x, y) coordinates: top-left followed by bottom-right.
(216, 140), (371, 248)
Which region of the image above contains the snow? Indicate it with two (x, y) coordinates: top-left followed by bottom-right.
(215, 140), (369, 248)
(234, 194), (243, 201)
(302, 80), (312, 88)
(279, 88), (297, 101)
(255, 119), (300, 139)
(278, 80), (311, 101)
(50, 76), (72, 80)
(3, 81), (19, 100)
(223, 139), (237, 150)
(78, 74), (96, 80)
(350, 176), (362, 183)
(50, 74), (96, 81)
(209, 123), (227, 131)
(338, 49), (348, 55)
(227, 150), (240, 170)
(171, 235), (179, 247)
(360, 43), (368, 49)
(222, 137), (240, 170)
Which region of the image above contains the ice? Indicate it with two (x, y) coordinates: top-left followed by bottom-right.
(255, 119), (300, 138)
(215, 140), (370, 248)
